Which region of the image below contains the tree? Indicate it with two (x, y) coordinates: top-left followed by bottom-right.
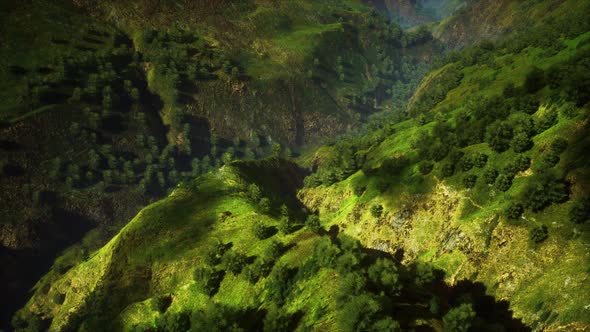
(462, 174), (477, 189)
(474, 153), (488, 168)
(486, 120), (513, 153)
(569, 199), (590, 224)
(441, 163), (455, 178)
(305, 215), (321, 233)
(511, 131), (532, 153)
(418, 161), (434, 175)
(222, 251), (247, 275)
(370, 204), (383, 219)
(529, 225), (548, 243)
(247, 183), (262, 202)
(252, 221), (273, 240)
(353, 183), (366, 196)
(495, 174), (512, 192)
(505, 203), (524, 220)
(443, 303), (475, 332)
(259, 197), (271, 214)
(550, 137), (568, 154)
(367, 258), (401, 296)
(272, 143), (282, 157)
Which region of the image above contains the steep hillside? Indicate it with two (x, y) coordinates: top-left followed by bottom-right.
(5, 0), (590, 331)
(299, 16), (590, 331)
(0, 1), (439, 327)
(367, 0), (465, 28)
(14, 159), (528, 331)
(433, 0), (590, 48)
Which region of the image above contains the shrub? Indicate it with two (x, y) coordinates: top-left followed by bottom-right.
(443, 303), (476, 332)
(511, 131), (533, 152)
(193, 266), (225, 296)
(305, 215), (322, 233)
(473, 153), (488, 168)
(353, 183), (366, 196)
(569, 199), (590, 224)
(462, 174), (477, 189)
(376, 179), (389, 193)
(459, 156), (474, 172)
(483, 168), (499, 185)
(222, 251), (247, 275)
(370, 204), (383, 219)
(418, 161), (434, 175)
(252, 221), (273, 240)
(441, 163), (455, 178)
(278, 216), (292, 234)
(204, 240), (227, 266)
(521, 175), (568, 212)
(550, 137), (568, 154)
(486, 120), (513, 153)
(529, 225), (548, 243)
(505, 203), (524, 220)
(495, 175), (513, 192)
(243, 258), (273, 284)
(259, 197), (271, 214)
(247, 183), (262, 202)
(367, 258), (401, 296)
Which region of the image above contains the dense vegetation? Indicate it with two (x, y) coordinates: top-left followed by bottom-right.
(2, 0), (590, 331)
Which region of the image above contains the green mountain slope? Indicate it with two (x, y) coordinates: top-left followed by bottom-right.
(14, 159), (528, 331)
(0, 1), (438, 327)
(5, 0), (590, 331)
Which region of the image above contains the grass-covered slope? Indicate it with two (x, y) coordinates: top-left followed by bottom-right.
(298, 21), (590, 330)
(15, 159), (529, 331)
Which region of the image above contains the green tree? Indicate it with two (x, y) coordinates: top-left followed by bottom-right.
(247, 183), (262, 202)
(259, 197), (271, 214)
(462, 174), (477, 189)
(370, 204), (383, 219)
(569, 199), (589, 224)
(483, 168), (498, 185)
(443, 303), (475, 332)
(486, 120), (513, 153)
(252, 221), (273, 240)
(222, 251), (247, 275)
(529, 225), (548, 243)
(368, 258), (401, 296)
(495, 174), (512, 192)
(511, 131), (532, 153)
(305, 215), (321, 233)
(505, 203), (524, 220)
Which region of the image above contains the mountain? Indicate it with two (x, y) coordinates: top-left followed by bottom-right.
(366, 0), (466, 28)
(4, 0), (590, 331)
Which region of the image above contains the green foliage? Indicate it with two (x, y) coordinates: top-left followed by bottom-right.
(415, 263), (436, 286)
(443, 303), (475, 332)
(263, 305), (290, 332)
(247, 183), (262, 203)
(474, 153), (488, 168)
(486, 120), (513, 153)
(203, 240), (227, 266)
(511, 131), (533, 153)
(569, 199), (590, 224)
(338, 293), (381, 332)
(370, 204), (383, 219)
(483, 168), (499, 185)
(441, 163), (455, 178)
(462, 174), (477, 189)
(259, 197), (271, 214)
(193, 266), (224, 296)
(529, 225), (548, 244)
(155, 311), (191, 332)
(252, 221), (274, 240)
(222, 250), (247, 275)
(495, 175), (513, 192)
(505, 203), (524, 220)
(305, 215), (321, 233)
(353, 183), (366, 196)
(521, 175), (569, 212)
(418, 161), (434, 175)
(367, 258), (401, 296)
